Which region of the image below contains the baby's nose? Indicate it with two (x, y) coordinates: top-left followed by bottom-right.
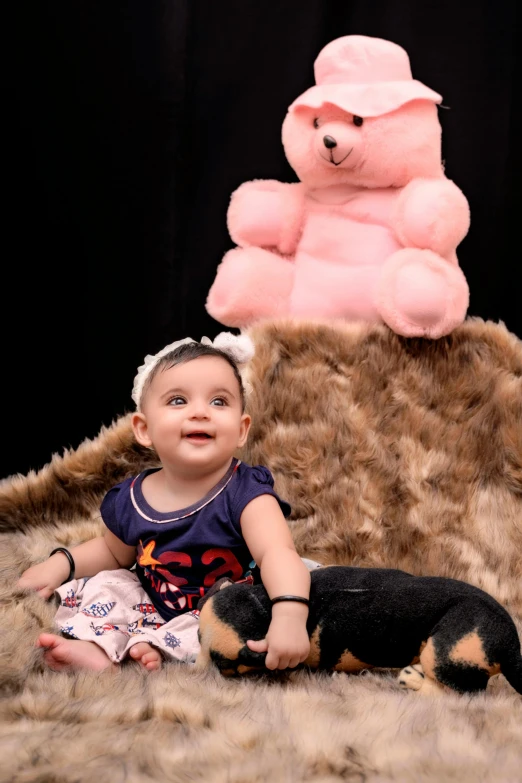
(190, 408), (208, 419)
(189, 403), (209, 418)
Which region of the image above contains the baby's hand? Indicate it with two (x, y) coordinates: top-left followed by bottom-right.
(17, 555), (70, 599)
(247, 613), (310, 670)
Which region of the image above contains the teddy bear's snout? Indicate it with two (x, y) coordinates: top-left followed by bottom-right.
(318, 131), (354, 167)
(323, 135), (337, 149)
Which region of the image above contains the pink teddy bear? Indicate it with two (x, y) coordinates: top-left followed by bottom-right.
(206, 35), (471, 339)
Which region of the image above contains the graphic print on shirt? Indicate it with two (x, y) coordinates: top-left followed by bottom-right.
(164, 632), (182, 650)
(89, 621), (125, 636)
(127, 616), (164, 634)
(80, 601), (116, 618)
(136, 539), (255, 615)
(132, 602), (157, 615)
(61, 589), (81, 609)
(60, 624), (78, 638)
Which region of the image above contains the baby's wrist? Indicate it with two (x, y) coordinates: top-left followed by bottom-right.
(49, 553), (73, 583)
(270, 601), (309, 619)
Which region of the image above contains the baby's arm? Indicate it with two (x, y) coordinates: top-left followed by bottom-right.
(240, 494), (311, 670)
(17, 530), (136, 599)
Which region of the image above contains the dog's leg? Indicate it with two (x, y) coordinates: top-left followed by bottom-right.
(194, 610), (211, 671)
(194, 646), (210, 671)
(397, 664), (445, 696)
(422, 620), (491, 693)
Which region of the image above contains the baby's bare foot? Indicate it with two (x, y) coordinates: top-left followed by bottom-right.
(37, 633), (113, 672)
(128, 642), (162, 671)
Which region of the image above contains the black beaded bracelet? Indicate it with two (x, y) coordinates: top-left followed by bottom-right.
(270, 595), (309, 606)
(49, 547), (75, 585)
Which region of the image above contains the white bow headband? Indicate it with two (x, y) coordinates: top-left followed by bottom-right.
(132, 331), (255, 410)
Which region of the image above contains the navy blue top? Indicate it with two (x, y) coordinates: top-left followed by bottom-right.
(101, 458), (291, 621)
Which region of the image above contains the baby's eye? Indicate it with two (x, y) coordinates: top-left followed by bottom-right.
(210, 397), (228, 407)
(168, 396), (186, 406)
(313, 118), (320, 129)
(353, 115), (364, 127)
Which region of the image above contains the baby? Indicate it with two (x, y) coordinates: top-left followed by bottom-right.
(18, 333), (311, 672)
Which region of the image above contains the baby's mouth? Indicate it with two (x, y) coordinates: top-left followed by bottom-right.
(185, 432), (212, 441)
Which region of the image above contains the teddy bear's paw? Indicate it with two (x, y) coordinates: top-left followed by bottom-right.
(228, 184), (288, 248)
(206, 247), (294, 327)
(377, 248), (469, 338)
(394, 179), (470, 257)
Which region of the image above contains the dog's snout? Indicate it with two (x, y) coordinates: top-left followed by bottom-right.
(323, 135), (337, 149)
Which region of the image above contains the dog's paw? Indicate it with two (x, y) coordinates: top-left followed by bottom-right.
(398, 664), (425, 691)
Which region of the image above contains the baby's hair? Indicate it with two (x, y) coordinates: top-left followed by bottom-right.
(141, 342), (247, 411)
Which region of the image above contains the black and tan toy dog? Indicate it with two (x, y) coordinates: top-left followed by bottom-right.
(196, 566), (522, 695)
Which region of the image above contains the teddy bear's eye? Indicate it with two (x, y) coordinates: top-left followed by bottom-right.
(313, 118), (320, 129)
(353, 116), (364, 127)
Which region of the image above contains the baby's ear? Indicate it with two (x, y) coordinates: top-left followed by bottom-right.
(131, 411), (152, 448)
(238, 413), (251, 447)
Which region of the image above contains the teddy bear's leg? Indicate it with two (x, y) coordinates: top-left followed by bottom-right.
(206, 247), (294, 327)
(376, 249), (469, 339)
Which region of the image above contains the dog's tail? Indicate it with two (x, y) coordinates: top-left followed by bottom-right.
(501, 651), (522, 694)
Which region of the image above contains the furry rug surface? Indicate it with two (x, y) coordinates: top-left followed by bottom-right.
(1, 318), (521, 782)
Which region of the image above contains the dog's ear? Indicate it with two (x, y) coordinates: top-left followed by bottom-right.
(196, 577), (235, 611)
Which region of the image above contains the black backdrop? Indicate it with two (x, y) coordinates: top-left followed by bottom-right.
(4, 0), (520, 480)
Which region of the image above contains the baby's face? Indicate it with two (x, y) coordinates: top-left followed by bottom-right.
(137, 356), (250, 473)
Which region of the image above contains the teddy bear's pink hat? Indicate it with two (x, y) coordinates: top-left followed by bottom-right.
(290, 35), (442, 118)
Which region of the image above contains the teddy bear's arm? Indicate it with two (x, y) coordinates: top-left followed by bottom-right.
(227, 180), (306, 255)
(392, 178), (470, 259)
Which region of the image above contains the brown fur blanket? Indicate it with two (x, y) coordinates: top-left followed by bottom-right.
(1, 318), (521, 782)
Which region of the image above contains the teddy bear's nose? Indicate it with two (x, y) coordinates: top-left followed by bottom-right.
(323, 135), (337, 149)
